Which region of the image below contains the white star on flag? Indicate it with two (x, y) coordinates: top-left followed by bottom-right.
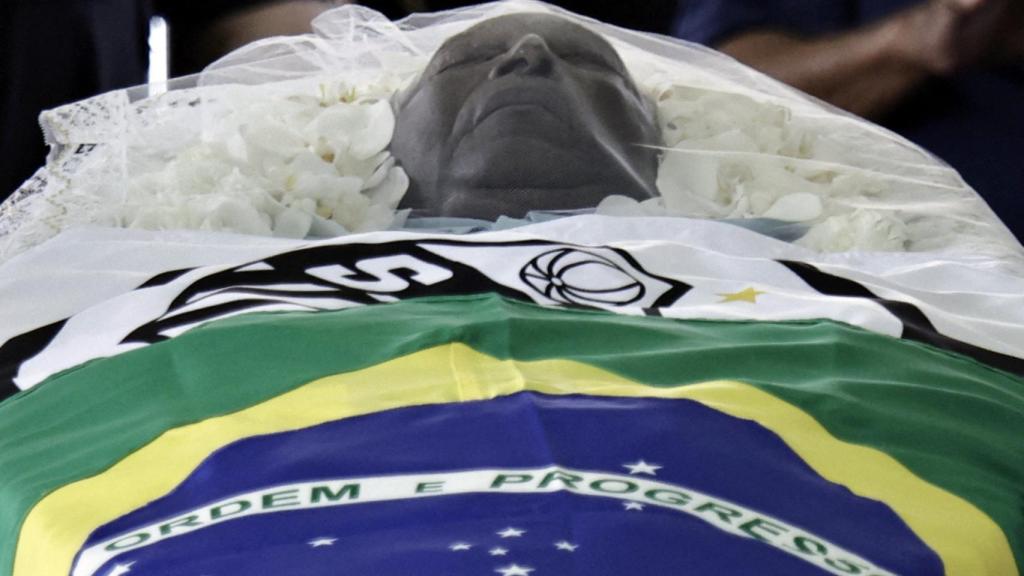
(308, 537), (336, 548)
(622, 459), (662, 475)
(449, 542), (473, 551)
(495, 563), (534, 576)
(623, 501), (646, 511)
(489, 547), (510, 556)
(107, 562), (135, 576)
(554, 541), (579, 552)
(497, 527), (526, 538)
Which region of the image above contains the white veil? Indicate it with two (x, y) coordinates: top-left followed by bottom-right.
(1, 0), (1019, 269)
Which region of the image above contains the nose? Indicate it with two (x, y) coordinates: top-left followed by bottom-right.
(489, 34), (555, 79)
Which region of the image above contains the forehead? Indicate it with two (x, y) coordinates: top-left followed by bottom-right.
(435, 13), (622, 63)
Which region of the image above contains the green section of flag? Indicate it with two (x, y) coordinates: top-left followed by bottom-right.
(1, 294), (1023, 575)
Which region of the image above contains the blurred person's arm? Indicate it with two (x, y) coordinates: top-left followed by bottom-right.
(716, 0), (1020, 119)
(997, 1), (1024, 65)
(162, 0), (342, 76)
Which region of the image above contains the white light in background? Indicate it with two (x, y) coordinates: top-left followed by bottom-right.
(147, 16), (169, 96)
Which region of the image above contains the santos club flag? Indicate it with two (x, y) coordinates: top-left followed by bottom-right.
(1, 295), (1021, 576)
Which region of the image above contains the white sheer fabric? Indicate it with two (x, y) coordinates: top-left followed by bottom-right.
(1, 0), (1019, 269)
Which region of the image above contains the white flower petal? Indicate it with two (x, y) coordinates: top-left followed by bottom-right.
(761, 193), (823, 222)
(350, 100), (395, 160)
(595, 195), (646, 217)
(365, 166), (409, 209)
(362, 154), (394, 191)
(308, 214), (349, 236)
(273, 206), (314, 238)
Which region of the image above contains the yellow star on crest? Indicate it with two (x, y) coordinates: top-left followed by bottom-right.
(718, 287), (765, 304)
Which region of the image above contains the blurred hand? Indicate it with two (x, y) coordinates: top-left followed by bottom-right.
(176, 1), (340, 75)
(210, 1), (339, 54)
(893, 0), (1020, 75)
(995, 1), (1024, 64)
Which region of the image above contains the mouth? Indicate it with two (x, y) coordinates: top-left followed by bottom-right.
(474, 102), (561, 127)
(453, 78), (575, 146)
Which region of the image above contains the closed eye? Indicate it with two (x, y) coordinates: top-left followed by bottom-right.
(439, 55), (489, 73)
(437, 47), (505, 73)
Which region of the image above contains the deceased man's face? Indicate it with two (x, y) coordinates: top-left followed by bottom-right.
(391, 13), (660, 219)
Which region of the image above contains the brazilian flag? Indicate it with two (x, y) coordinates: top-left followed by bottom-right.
(1, 294), (1022, 576)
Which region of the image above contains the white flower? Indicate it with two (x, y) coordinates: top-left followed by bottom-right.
(799, 210), (908, 252)
(272, 206), (314, 238)
(761, 193), (823, 222)
(305, 99), (394, 161)
(74, 74), (411, 240)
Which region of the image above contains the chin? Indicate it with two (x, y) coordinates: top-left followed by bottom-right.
(461, 145), (585, 185)
(435, 178), (657, 220)
(450, 129), (637, 185)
